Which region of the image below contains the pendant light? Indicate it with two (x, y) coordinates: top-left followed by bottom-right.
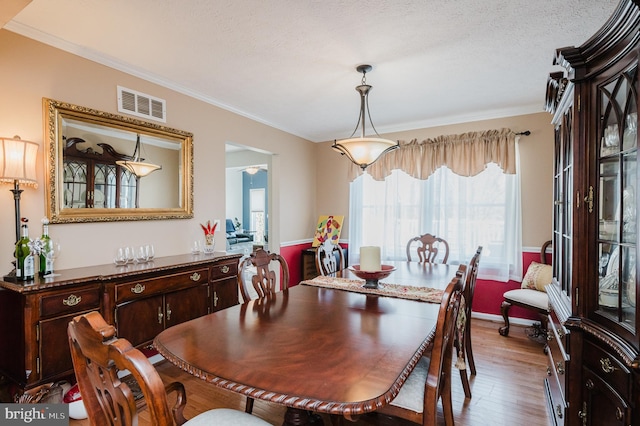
(116, 134), (162, 177)
(332, 64), (399, 170)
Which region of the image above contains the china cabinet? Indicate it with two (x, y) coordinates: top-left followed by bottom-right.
(63, 137), (138, 209)
(545, 1), (640, 425)
(0, 253), (240, 394)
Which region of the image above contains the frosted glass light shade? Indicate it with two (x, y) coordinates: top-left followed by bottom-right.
(116, 160), (162, 177)
(332, 137), (398, 170)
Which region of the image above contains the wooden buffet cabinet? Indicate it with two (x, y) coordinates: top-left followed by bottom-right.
(0, 253), (241, 394)
(544, 1), (640, 425)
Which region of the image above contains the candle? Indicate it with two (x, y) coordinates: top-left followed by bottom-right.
(360, 246), (381, 271)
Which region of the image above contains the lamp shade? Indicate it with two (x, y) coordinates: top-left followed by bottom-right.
(0, 136), (38, 187)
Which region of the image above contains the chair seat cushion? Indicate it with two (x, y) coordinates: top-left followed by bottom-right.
(389, 356), (430, 413)
(504, 288), (549, 311)
(185, 408), (271, 425)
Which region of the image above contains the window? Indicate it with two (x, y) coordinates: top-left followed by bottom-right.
(349, 161), (522, 282)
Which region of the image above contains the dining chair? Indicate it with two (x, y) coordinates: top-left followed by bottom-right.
(237, 248), (290, 414)
(499, 240), (552, 337)
(238, 248), (290, 303)
(406, 233), (450, 263)
(67, 311), (270, 426)
(377, 264), (465, 426)
(315, 240), (345, 276)
(456, 246), (483, 399)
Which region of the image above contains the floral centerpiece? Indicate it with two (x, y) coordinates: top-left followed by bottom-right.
(200, 220), (218, 254)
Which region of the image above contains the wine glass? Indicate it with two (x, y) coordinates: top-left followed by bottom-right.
(114, 247), (128, 266)
(145, 244), (155, 261)
(135, 246), (148, 263)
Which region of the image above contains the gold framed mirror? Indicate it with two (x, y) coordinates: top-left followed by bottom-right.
(44, 98), (193, 223)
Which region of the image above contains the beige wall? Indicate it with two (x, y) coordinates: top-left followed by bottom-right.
(0, 28), (554, 272)
(315, 112), (555, 248)
(0, 30), (316, 269)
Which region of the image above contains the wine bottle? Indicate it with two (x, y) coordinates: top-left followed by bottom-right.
(15, 218), (35, 281)
(39, 218), (53, 277)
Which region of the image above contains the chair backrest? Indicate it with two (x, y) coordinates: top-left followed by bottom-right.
(238, 249), (290, 303)
(406, 233), (450, 263)
(540, 240), (552, 265)
(425, 265), (465, 410)
(68, 311), (182, 426)
(463, 246), (483, 317)
(315, 240), (345, 276)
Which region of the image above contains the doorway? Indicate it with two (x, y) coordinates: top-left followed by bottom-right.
(225, 143), (274, 253)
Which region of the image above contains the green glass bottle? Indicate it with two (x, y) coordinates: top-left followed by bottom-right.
(39, 218), (53, 277)
(15, 218), (35, 281)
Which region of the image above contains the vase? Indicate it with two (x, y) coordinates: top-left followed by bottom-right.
(203, 236), (215, 254)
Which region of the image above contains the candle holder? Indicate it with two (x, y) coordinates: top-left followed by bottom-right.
(349, 264), (396, 289)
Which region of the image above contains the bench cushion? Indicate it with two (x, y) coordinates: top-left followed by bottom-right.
(504, 289), (549, 311)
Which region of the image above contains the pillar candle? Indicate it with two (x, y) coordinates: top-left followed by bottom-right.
(360, 246), (381, 271)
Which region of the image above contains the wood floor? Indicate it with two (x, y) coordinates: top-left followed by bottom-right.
(70, 319), (551, 426)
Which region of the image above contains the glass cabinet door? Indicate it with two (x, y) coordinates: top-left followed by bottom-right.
(596, 65), (638, 333)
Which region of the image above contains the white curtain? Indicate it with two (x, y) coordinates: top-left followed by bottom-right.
(348, 138), (523, 282)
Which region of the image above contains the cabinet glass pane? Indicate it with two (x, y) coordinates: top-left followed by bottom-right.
(599, 159), (620, 242)
(622, 154), (637, 243)
(63, 161), (87, 209)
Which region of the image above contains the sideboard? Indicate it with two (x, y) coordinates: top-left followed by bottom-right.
(0, 252), (241, 394)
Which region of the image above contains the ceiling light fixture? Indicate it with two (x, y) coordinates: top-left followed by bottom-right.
(116, 134), (162, 178)
(332, 64), (399, 170)
(244, 166), (261, 175)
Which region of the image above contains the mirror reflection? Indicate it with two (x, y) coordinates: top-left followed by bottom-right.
(44, 98), (193, 223)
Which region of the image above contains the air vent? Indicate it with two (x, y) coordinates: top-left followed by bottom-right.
(117, 86), (166, 122)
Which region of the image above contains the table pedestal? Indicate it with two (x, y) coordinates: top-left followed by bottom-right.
(282, 408), (324, 426)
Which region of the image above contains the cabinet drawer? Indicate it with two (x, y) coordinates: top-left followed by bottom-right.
(210, 259), (238, 280)
(583, 339), (631, 400)
(40, 287), (101, 317)
(115, 268), (209, 304)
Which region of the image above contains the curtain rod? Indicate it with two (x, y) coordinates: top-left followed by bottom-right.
(515, 130), (531, 136)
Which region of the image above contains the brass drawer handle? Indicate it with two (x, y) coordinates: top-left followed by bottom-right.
(62, 294), (81, 307)
(220, 265), (230, 274)
(616, 407), (623, 421)
(600, 357), (617, 374)
(131, 283), (146, 294)
(166, 303), (172, 321)
(158, 306), (163, 324)
(190, 272), (201, 281)
(213, 291), (219, 307)
(556, 361), (565, 375)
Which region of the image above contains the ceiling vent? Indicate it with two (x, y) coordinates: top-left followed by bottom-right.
(117, 86), (166, 122)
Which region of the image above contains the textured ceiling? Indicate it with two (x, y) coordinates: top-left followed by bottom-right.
(6, 0), (620, 142)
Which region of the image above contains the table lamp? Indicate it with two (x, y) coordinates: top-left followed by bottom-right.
(0, 136), (39, 280)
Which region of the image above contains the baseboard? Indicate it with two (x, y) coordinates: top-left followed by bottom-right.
(471, 311), (538, 327)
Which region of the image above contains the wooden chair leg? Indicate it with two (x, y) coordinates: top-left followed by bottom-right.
(465, 323), (476, 376)
(245, 397), (254, 413)
(459, 367), (472, 399)
(499, 300), (512, 336)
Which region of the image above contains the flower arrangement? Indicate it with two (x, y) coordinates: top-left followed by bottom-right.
(200, 220), (217, 245)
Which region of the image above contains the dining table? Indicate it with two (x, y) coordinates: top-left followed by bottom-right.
(153, 261), (459, 426)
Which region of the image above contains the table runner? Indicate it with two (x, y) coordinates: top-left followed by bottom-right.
(301, 275), (468, 370)
(300, 276), (445, 303)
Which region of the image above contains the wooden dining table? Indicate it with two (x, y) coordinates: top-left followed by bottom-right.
(153, 261), (457, 426)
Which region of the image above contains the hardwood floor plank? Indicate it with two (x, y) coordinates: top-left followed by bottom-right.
(69, 319), (551, 426)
